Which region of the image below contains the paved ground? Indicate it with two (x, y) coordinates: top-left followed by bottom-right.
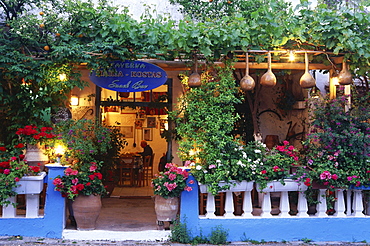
(0, 236), (369, 246)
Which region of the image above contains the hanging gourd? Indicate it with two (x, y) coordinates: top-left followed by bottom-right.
(260, 52), (276, 87)
(299, 52), (316, 88)
(240, 52), (255, 91)
(338, 60), (352, 85)
(187, 55), (201, 88)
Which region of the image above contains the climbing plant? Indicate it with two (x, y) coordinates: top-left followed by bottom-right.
(1, 0), (370, 144)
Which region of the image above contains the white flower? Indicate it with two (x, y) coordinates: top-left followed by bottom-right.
(216, 160), (221, 163)
(190, 162), (196, 166)
(196, 165), (202, 170)
(252, 171), (256, 174)
(237, 160), (246, 167)
(203, 170), (208, 173)
(254, 149), (261, 153)
(247, 158), (252, 162)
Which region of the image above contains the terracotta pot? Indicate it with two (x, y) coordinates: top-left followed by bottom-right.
(299, 52), (316, 88)
(72, 195), (102, 230)
(154, 195), (179, 222)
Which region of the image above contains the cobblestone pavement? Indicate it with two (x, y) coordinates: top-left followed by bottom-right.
(0, 236), (369, 246)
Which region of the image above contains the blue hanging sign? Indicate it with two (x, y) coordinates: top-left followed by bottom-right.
(89, 60), (168, 92)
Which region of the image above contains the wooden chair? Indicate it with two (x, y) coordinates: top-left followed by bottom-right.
(148, 153), (155, 179)
(118, 157), (135, 186)
(140, 155), (152, 187)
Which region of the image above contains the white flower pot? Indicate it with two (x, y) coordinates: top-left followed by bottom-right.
(257, 179), (307, 192)
(199, 180), (254, 193)
(14, 172), (47, 194)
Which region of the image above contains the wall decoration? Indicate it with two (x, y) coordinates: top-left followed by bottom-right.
(120, 126), (134, 138)
(143, 128), (153, 141)
(147, 117), (156, 128)
(135, 119), (144, 129)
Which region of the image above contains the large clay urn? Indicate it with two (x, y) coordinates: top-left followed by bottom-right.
(72, 195), (102, 230)
(154, 195), (179, 222)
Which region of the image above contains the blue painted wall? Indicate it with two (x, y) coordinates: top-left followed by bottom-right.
(180, 175), (370, 242)
(0, 164), (67, 238)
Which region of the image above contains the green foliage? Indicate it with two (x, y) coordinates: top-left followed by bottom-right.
(170, 219), (228, 245)
(169, 218), (191, 244)
(209, 225), (229, 245)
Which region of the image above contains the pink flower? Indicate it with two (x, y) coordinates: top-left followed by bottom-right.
(72, 178), (78, 184)
(320, 171), (332, 180)
(14, 177), (20, 182)
(347, 176), (353, 181)
(184, 186), (192, 192)
(165, 182), (177, 191)
(169, 173), (177, 181)
(331, 174), (338, 180)
(208, 164), (216, 169)
(89, 165), (97, 172)
(184, 160), (191, 167)
(3, 169), (10, 175)
(65, 167), (78, 176)
(53, 178), (62, 185)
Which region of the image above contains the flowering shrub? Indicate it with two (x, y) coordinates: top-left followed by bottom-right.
(53, 161), (107, 200)
(151, 163), (192, 198)
(15, 125), (55, 146)
(297, 95), (370, 189)
(54, 119), (112, 164)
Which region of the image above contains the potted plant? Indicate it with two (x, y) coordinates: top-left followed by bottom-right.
(151, 163), (192, 223)
(51, 118), (114, 230)
(0, 145), (44, 207)
(253, 140), (301, 192)
(15, 125), (56, 165)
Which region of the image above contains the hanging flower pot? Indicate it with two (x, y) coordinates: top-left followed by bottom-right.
(260, 52), (276, 87)
(338, 60), (352, 85)
(240, 52), (255, 91)
(299, 52), (316, 88)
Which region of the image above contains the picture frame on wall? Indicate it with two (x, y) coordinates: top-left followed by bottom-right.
(143, 128), (153, 141)
(147, 117), (156, 128)
(120, 126), (134, 138)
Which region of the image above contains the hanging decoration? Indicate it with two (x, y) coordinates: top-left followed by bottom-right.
(260, 52), (276, 87)
(240, 52), (255, 91)
(299, 52), (316, 88)
(187, 54), (202, 88)
(338, 60), (353, 85)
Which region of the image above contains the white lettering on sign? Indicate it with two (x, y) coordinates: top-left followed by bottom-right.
(107, 80), (149, 90)
(94, 70), (124, 78)
(132, 81), (149, 89)
(108, 80), (131, 89)
(131, 71), (162, 78)
(114, 62), (146, 69)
